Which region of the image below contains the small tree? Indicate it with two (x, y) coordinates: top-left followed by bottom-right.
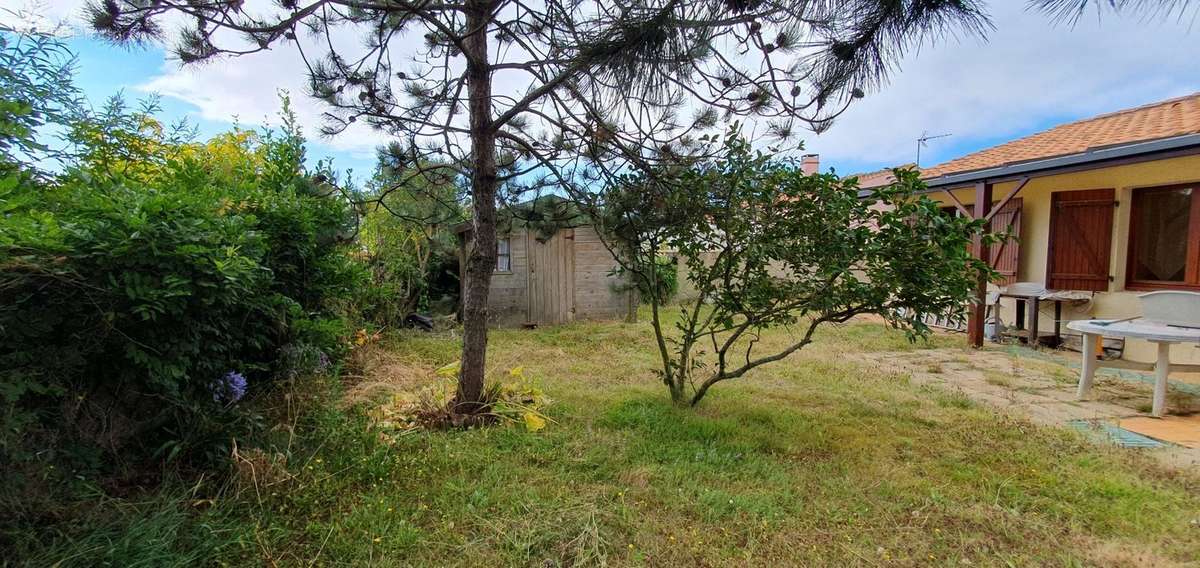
(604, 129), (992, 406)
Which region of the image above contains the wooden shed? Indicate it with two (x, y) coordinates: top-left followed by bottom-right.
(456, 199), (636, 326)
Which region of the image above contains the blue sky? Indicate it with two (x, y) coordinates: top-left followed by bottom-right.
(8, 1), (1200, 183)
(64, 36), (381, 179)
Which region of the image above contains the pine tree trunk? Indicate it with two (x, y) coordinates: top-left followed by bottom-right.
(456, 0), (497, 414)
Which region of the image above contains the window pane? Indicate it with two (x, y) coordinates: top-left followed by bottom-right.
(496, 238), (510, 272)
(1132, 187), (1193, 282)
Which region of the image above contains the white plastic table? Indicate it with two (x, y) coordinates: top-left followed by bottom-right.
(1067, 319), (1200, 417)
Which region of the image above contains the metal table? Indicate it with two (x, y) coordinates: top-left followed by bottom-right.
(1068, 319), (1200, 417)
(997, 291), (1065, 347)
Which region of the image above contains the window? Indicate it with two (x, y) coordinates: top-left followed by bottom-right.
(1127, 184), (1200, 289)
(496, 238), (511, 272)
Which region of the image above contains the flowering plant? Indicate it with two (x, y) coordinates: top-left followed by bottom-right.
(212, 371), (248, 404)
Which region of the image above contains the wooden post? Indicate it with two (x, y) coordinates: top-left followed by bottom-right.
(1026, 297), (1040, 347)
(967, 181), (993, 348)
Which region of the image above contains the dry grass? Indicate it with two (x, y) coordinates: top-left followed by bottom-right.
(340, 340), (441, 407)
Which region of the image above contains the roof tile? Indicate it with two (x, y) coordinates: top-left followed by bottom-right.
(922, 92), (1200, 179)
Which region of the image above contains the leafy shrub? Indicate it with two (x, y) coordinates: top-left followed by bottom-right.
(639, 256), (678, 304)
(354, 151), (464, 325)
(0, 90), (361, 492)
(0, 28), (82, 174)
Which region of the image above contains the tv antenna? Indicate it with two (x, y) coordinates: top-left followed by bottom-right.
(916, 131), (952, 167)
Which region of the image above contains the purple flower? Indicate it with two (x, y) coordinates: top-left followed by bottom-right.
(213, 371), (248, 404)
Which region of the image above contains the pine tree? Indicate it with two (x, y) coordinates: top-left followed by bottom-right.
(89, 0), (990, 415)
(1030, 0), (1197, 23)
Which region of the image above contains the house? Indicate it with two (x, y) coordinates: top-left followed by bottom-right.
(907, 93), (1200, 366)
(456, 197), (636, 326)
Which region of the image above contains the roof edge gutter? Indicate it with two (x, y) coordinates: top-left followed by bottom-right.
(921, 133), (1200, 191)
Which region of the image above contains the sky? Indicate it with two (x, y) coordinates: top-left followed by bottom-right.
(3, 1), (1198, 182)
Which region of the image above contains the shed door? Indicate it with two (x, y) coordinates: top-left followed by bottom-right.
(1047, 189), (1115, 291)
(527, 229), (575, 325)
(989, 198), (1023, 286)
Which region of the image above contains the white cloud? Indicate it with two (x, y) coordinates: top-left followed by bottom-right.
(807, 3), (1199, 171)
(6, 1), (1197, 174)
(138, 47), (390, 157)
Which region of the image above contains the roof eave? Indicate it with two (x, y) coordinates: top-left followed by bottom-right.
(920, 133), (1200, 191)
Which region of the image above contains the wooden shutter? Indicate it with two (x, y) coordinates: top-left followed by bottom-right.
(1047, 189), (1115, 291)
(988, 198), (1022, 286)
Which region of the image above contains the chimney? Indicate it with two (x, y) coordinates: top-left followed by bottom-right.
(801, 154), (819, 175)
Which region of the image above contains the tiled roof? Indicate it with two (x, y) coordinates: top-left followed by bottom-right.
(922, 93), (1200, 179)
(848, 163), (915, 189)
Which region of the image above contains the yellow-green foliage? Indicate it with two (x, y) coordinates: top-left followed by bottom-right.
(370, 364), (553, 436)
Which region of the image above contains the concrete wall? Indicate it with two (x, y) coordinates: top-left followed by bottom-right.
(486, 229), (530, 325)
(572, 227), (633, 320)
(929, 154), (1200, 365)
(462, 225), (632, 326)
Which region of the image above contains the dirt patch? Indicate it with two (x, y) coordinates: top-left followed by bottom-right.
(1073, 535), (1192, 568)
(848, 346), (1200, 470)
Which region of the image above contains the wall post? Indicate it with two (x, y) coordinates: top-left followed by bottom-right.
(967, 181), (993, 347)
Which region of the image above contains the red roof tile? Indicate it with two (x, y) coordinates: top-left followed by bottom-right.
(922, 93), (1200, 179)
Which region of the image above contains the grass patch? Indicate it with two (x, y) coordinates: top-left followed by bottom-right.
(10, 311), (1200, 566)
(984, 370), (1017, 388)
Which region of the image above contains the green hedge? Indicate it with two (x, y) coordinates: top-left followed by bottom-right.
(0, 117), (362, 486)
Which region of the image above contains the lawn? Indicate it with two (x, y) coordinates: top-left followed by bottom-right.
(14, 310), (1200, 567)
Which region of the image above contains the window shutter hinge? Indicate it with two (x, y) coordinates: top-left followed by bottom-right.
(1113, 201), (1119, 207)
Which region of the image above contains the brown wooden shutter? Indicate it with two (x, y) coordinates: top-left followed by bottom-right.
(988, 197), (1022, 286)
(1047, 189), (1115, 291)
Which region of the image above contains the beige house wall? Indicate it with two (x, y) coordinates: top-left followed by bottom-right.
(486, 228), (530, 324)
(931, 154), (1200, 365)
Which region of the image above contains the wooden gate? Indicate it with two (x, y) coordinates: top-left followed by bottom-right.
(1047, 189), (1115, 291)
(526, 229), (575, 325)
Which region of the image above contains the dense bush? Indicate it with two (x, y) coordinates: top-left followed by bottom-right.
(0, 75), (361, 500)
(354, 149), (465, 325)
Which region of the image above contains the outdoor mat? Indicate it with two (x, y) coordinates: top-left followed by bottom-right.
(1119, 415), (1200, 449)
(1067, 420), (1165, 449)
